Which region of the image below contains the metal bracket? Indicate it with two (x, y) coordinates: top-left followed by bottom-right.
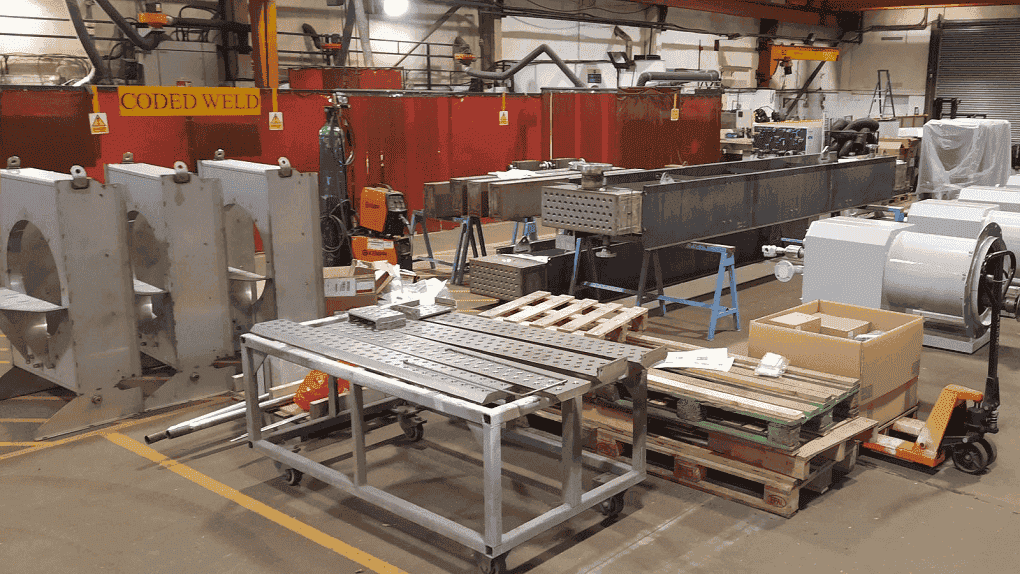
(122, 152), (134, 164)
(172, 161), (191, 184)
(6, 156), (20, 169)
(277, 157), (293, 178)
(70, 165), (89, 189)
(213, 149), (226, 161)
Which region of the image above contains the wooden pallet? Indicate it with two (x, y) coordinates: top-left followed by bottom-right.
(479, 291), (648, 342)
(531, 403), (868, 518)
(624, 332), (861, 451)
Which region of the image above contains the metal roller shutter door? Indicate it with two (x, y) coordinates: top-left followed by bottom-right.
(935, 21), (1020, 143)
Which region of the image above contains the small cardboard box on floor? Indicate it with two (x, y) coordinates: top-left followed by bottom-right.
(748, 300), (923, 425)
(323, 261), (392, 314)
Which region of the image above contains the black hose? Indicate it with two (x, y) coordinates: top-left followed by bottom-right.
(636, 70), (720, 86)
(94, 0), (164, 50)
(302, 23), (322, 49)
(846, 118), (879, 132)
(463, 44), (584, 87)
(65, 0), (111, 83)
(830, 119), (849, 131)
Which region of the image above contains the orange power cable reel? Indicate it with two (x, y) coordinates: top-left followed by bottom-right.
(294, 368), (351, 411)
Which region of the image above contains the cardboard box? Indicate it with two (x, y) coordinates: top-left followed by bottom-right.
(323, 261), (385, 314)
(812, 313), (872, 339)
(766, 312), (821, 333)
(748, 300), (923, 425)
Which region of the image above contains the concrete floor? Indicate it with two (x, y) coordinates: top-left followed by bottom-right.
(2, 224), (1019, 574)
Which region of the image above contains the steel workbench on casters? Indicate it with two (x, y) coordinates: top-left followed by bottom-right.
(240, 310), (665, 573)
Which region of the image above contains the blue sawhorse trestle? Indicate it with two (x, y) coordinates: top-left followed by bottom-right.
(569, 237), (741, 340)
(409, 211), (487, 286)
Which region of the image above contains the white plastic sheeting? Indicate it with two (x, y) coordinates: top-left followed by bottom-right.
(917, 119), (1012, 199)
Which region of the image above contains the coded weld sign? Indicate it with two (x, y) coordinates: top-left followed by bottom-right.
(117, 86), (261, 116)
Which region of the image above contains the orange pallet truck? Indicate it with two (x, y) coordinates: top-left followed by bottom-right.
(863, 249), (1015, 474)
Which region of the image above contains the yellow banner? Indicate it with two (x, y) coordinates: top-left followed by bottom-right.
(117, 87), (261, 116)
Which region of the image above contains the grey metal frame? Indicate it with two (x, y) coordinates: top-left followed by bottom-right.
(240, 316), (647, 562)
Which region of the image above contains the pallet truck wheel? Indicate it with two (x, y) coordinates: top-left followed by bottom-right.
(952, 442), (989, 474)
(975, 437), (998, 465)
(404, 424), (424, 442)
(599, 492), (626, 518)
(479, 553), (507, 574)
(284, 468), (303, 486)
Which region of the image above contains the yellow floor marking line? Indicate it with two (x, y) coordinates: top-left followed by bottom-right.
(0, 398), (228, 463)
(0, 418), (49, 423)
(0, 441), (39, 446)
(5, 396), (66, 401)
(105, 433), (408, 574)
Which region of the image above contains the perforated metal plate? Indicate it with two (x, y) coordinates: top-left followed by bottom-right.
(399, 320), (626, 383)
(541, 184), (643, 235)
(250, 320), (510, 404)
(321, 321), (589, 398)
(426, 312), (664, 367)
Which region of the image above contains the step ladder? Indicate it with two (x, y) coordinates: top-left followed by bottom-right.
(868, 70), (896, 118)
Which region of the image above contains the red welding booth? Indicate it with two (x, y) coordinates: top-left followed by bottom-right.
(0, 85), (720, 229)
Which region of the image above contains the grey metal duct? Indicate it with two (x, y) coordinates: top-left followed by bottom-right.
(635, 70), (720, 86)
(463, 44), (584, 87)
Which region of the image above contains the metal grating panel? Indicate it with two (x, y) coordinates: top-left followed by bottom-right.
(425, 312), (664, 367)
(936, 21), (1020, 143)
(398, 320), (625, 382)
(320, 320), (589, 397)
(250, 320), (511, 404)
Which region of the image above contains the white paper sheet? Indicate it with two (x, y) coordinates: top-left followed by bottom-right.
(653, 348), (734, 372)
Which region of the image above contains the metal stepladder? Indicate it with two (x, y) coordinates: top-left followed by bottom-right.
(408, 210), (485, 285)
(868, 69), (896, 118)
(569, 237), (741, 340)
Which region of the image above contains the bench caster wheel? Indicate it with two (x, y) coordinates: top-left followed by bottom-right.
(284, 468), (303, 486)
(599, 492), (626, 518)
(403, 423), (424, 442)
(479, 553), (507, 574)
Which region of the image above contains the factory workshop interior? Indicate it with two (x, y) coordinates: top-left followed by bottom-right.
(5, 1), (1020, 573)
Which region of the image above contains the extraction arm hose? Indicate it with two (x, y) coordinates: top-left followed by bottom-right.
(463, 44), (585, 87)
(635, 70), (720, 86)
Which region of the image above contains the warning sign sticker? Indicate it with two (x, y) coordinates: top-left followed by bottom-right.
(670, 108), (680, 122)
(268, 111), (284, 131)
(499, 110), (509, 126)
(89, 112), (109, 135)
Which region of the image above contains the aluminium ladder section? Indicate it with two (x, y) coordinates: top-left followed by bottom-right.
(240, 314), (649, 563)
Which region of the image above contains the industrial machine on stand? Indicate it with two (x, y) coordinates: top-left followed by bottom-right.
(318, 93), (413, 270)
(531, 154), (896, 339)
(767, 196), (1020, 352)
